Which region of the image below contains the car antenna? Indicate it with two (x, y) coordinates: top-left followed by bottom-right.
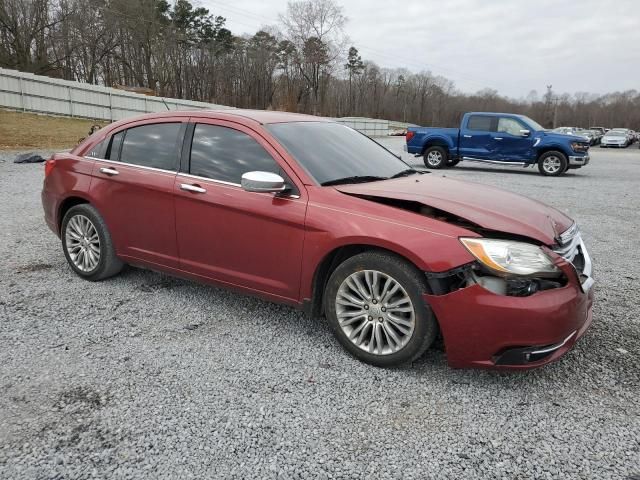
(161, 98), (172, 111)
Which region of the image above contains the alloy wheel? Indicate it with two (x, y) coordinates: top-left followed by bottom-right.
(65, 214), (101, 272)
(427, 151), (443, 167)
(542, 155), (562, 174)
(335, 270), (416, 355)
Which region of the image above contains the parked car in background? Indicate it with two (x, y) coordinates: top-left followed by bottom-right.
(587, 129), (602, 144)
(553, 127), (579, 136)
(406, 113), (591, 176)
(41, 110), (594, 370)
(552, 127), (598, 145)
(600, 130), (630, 148)
(610, 128), (634, 145)
(574, 129), (598, 145)
(590, 127), (606, 136)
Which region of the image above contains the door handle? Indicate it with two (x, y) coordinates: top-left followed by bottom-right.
(494, 137), (503, 141)
(463, 135), (472, 138)
(99, 167), (119, 176)
(180, 183), (207, 194)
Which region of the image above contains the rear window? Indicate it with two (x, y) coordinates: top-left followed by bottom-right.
(467, 115), (494, 131)
(119, 123), (182, 170)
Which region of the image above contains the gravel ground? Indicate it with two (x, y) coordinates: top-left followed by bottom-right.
(1, 142), (639, 479)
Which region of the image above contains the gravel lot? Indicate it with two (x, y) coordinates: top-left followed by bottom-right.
(1, 141), (639, 479)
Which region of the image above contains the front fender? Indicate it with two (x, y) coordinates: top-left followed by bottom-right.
(535, 141), (573, 158)
(299, 189), (477, 301)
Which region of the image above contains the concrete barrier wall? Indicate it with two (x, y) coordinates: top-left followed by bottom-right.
(0, 67), (234, 121)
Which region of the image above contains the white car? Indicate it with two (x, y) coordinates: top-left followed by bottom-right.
(600, 130), (629, 148)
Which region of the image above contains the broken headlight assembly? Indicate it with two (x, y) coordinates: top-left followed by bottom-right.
(460, 238), (560, 277)
(459, 238), (564, 296)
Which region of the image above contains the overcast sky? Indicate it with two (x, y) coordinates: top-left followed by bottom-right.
(200, 0), (640, 98)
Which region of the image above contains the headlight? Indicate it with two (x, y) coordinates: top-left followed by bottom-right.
(571, 142), (589, 152)
(460, 238), (561, 277)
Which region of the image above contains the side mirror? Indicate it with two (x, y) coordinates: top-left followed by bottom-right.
(241, 171), (286, 193)
(520, 129), (531, 137)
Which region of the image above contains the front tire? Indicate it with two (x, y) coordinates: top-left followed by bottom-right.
(423, 146), (447, 169)
(61, 204), (124, 281)
(538, 151), (568, 176)
(323, 251), (438, 367)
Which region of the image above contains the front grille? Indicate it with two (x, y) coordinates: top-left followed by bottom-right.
(553, 223), (593, 291)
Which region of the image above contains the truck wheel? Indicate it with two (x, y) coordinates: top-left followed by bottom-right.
(538, 151), (568, 176)
(423, 146), (447, 169)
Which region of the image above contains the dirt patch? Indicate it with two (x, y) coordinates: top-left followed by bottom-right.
(15, 263), (53, 273)
(0, 109), (109, 150)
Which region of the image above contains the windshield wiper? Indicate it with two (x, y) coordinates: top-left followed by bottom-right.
(389, 168), (423, 179)
(321, 175), (387, 186)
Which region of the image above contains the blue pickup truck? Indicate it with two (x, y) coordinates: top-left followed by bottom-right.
(405, 112), (591, 176)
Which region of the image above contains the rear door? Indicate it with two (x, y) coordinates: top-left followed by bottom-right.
(458, 114), (496, 159)
(174, 120), (307, 302)
(89, 119), (187, 268)
(491, 116), (535, 161)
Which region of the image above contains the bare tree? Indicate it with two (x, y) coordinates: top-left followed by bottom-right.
(1, 0), (639, 129)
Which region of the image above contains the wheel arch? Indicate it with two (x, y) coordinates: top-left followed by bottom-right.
(305, 243), (427, 319)
(421, 136), (453, 156)
(57, 194), (91, 234)
(535, 145), (570, 162)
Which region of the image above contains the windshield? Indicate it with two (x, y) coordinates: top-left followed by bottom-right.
(606, 132), (626, 137)
(267, 122), (412, 185)
(519, 115), (545, 131)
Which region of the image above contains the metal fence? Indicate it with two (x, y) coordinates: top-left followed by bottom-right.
(0, 67), (234, 121)
(0, 68), (409, 136)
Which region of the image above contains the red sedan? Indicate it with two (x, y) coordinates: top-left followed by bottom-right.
(41, 110), (594, 369)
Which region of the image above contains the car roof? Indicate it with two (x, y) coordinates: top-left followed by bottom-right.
(107, 109), (332, 130)
(466, 112), (529, 118)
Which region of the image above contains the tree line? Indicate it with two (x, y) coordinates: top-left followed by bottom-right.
(1, 0), (638, 128)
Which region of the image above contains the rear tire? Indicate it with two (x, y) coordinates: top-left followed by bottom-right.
(423, 146), (447, 169)
(323, 251), (438, 367)
(61, 204), (124, 281)
(538, 151), (568, 176)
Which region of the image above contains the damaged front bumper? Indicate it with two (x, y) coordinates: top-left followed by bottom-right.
(424, 231), (594, 369)
(425, 275), (594, 369)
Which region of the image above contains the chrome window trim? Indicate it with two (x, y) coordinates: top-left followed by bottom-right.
(84, 156), (178, 175)
(177, 172), (301, 200)
(177, 172), (241, 188)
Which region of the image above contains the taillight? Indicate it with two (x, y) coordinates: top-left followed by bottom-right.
(406, 130), (415, 142)
(44, 159), (56, 177)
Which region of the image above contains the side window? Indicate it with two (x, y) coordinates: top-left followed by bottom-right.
(497, 117), (525, 136)
(119, 123), (181, 170)
(87, 140), (107, 159)
(467, 115), (495, 132)
(190, 124), (281, 184)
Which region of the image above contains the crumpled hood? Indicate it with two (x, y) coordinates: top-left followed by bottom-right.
(335, 175), (574, 246)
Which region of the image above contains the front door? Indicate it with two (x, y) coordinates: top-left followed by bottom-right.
(174, 120), (307, 302)
(491, 116), (535, 161)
